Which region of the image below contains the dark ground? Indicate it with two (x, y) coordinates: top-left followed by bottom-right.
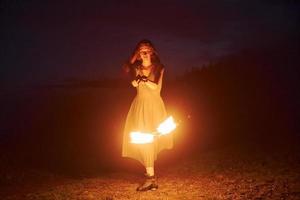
(1, 144), (299, 199)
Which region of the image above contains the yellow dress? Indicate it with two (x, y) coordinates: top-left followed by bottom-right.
(122, 66), (173, 167)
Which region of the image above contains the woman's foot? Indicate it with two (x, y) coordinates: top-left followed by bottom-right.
(136, 175), (158, 191)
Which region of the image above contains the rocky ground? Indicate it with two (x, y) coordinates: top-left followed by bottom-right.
(1, 145), (299, 200)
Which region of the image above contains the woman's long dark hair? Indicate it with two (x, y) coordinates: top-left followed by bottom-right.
(123, 39), (164, 83)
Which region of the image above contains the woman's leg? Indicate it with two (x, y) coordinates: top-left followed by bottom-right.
(142, 143), (155, 175)
(137, 144), (158, 191)
(146, 167), (154, 176)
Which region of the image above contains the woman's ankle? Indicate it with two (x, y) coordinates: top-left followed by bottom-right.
(146, 167), (154, 177)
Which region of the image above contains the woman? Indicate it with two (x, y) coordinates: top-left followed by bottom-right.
(122, 39), (173, 191)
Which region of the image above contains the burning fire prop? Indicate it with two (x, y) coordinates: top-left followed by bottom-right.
(130, 116), (177, 144)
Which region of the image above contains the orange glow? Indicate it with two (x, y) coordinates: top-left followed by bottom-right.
(130, 116), (177, 144)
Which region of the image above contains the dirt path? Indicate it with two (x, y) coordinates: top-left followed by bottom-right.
(1, 148), (299, 200)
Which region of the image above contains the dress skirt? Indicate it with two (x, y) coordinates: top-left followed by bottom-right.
(122, 82), (173, 167)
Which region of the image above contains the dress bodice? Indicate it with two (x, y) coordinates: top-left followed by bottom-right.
(134, 65), (161, 97)
(136, 81), (160, 98)
(136, 64), (155, 82)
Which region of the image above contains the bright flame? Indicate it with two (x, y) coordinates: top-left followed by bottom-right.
(130, 131), (154, 144)
(156, 116), (177, 135)
(130, 116), (177, 144)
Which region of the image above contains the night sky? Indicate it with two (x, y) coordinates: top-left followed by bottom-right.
(1, 0), (299, 88)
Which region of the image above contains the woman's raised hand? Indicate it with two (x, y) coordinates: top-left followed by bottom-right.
(130, 49), (139, 64)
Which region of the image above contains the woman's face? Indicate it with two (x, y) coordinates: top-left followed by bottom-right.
(139, 45), (153, 62)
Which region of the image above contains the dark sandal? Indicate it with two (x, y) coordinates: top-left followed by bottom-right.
(136, 175), (158, 191)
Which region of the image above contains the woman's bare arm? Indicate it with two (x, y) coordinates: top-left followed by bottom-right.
(157, 68), (165, 92)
